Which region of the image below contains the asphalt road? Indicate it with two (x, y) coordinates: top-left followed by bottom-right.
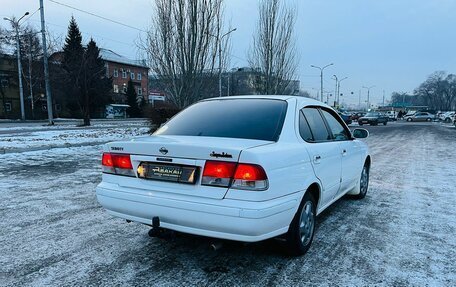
(1, 122), (455, 286)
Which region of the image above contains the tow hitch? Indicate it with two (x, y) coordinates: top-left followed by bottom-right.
(148, 216), (175, 239)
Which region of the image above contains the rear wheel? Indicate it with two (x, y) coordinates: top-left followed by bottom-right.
(426, 118), (432, 122)
(407, 118), (412, 122)
(286, 193), (316, 256)
(353, 164), (370, 199)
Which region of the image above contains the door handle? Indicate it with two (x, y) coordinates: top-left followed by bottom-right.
(313, 155), (321, 164)
(342, 149), (347, 156)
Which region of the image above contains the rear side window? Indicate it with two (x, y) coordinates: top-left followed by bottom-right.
(155, 99), (287, 141)
(301, 108), (331, 142)
(299, 111), (314, 141)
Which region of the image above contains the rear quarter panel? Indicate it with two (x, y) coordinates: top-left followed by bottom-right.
(224, 143), (317, 201)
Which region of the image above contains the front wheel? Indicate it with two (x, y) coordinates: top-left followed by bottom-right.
(426, 118), (432, 122)
(383, 121), (387, 125)
(407, 118), (412, 122)
(286, 193), (316, 256)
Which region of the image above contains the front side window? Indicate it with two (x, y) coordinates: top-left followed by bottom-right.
(155, 99), (287, 141)
(301, 107), (331, 142)
(320, 109), (350, 141)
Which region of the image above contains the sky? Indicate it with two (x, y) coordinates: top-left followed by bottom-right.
(1, 0), (456, 106)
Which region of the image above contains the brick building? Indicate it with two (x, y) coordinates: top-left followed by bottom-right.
(100, 49), (149, 104)
(0, 54), (20, 119)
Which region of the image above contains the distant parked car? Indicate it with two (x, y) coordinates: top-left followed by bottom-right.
(440, 111), (455, 123)
(453, 114), (456, 127)
(338, 112), (353, 125)
(351, 112), (365, 121)
(385, 111), (397, 121)
(404, 112), (435, 122)
(358, 112), (389, 126)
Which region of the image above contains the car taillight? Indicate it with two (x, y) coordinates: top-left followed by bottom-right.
(202, 161), (268, 191)
(102, 153), (135, 177)
(202, 161), (236, 187)
(232, 163), (268, 191)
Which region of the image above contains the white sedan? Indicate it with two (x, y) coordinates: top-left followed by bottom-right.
(96, 95), (371, 255)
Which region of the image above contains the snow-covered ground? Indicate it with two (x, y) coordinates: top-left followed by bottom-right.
(0, 120), (149, 153)
(0, 122), (455, 286)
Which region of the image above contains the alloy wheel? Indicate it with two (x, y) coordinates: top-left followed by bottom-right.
(299, 201), (315, 246)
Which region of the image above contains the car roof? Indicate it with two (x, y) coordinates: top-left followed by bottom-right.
(203, 95), (331, 109)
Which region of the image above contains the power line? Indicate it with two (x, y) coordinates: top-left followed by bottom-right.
(26, 19), (135, 48)
(23, 7), (41, 23)
(48, 0), (147, 33)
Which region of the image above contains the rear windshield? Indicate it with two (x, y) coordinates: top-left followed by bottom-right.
(154, 99), (288, 141)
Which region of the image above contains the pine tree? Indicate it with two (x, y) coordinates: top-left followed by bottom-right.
(126, 80), (141, 117)
(62, 17), (84, 119)
(62, 18), (112, 125)
(81, 39), (112, 125)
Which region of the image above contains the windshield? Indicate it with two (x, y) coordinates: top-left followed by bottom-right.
(154, 99), (288, 141)
(365, 112), (380, 117)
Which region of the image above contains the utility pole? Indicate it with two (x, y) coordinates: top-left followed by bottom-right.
(28, 34), (34, 119)
(4, 12), (29, 121)
(311, 63), (333, 102)
(332, 75), (338, 107)
(358, 90), (361, 110)
(382, 90), (385, 107)
(40, 0), (54, 125)
(363, 85), (375, 111)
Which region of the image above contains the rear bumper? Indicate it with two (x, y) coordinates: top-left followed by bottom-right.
(96, 182), (300, 242)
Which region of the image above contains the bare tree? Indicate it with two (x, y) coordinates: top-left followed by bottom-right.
(0, 26), (7, 53)
(249, 0), (298, 95)
(139, 0), (230, 108)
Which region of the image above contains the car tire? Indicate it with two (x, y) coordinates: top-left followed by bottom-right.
(285, 192), (316, 256)
(383, 121), (387, 125)
(353, 164), (370, 200)
(358, 122), (363, 126)
(426, 118), (432, 122)
(407, 118), (412, 122)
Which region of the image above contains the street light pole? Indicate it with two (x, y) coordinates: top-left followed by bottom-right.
(40, 0), (54, 124)
(332, 74), (338, 107)
(311, 63), (333, 102)
(362, 85), (375, 111)
(4, 12), (29, 121)
(217, 28), (236, 97)
(338, 77), (348, 107)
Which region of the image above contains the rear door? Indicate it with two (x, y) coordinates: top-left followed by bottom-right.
(319, 108), (363, 195)
(299, 107), (342, 206)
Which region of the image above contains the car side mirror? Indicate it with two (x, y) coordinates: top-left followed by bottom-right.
(352, 128), (369, 139)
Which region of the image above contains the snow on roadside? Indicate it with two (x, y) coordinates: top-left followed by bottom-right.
(0, 126), (149, 153)
(0, 119), (148, 132)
